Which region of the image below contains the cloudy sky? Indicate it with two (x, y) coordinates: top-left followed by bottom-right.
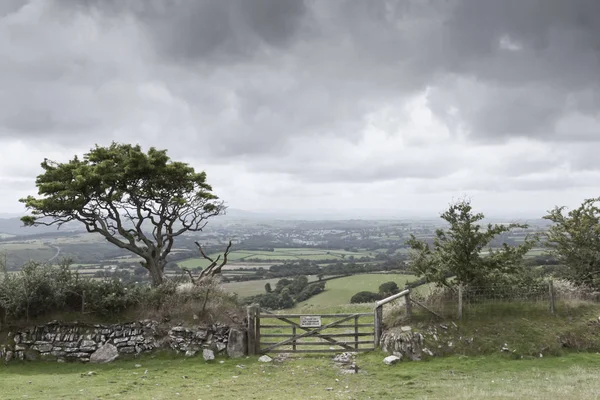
(0, 0), (599, 219)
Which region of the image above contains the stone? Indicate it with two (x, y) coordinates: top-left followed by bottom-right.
(80, 347), (96, 353)
(226, 329), (247, 359)
(380, 327), (423, 361)
(24, 349), (40, 361)
(90, 344), (119, 364)
(332, 352), (355, 364)
(120, 347), (136, 354)
(383, 355), (401, 365)
(423, 348), (434, 357)
(258, 355), (272, 363)
(400, 326), (412, 332)
(81, 340), (96, 348)
(216, 342), (226, 352)
(203, 349), (215, 361)
(185, 350), (198, 357)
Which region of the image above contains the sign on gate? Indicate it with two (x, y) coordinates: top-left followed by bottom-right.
(299, 315), (322, 328)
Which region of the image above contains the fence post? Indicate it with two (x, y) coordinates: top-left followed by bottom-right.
(548, 280), (556, 315)
(374, 305), (383, 348)
(457, 285), (463, 320)
(255, 306), (261, 354)
(405, 290), (412, 320)
(81, 290), (85, 314)
(247, 304), (258, 355)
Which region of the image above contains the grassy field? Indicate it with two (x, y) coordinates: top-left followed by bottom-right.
(176, 248), (377, 269)
(2, 352), (600, 399)
(222, 275), (319, 297)
(290, 273), (424, 311)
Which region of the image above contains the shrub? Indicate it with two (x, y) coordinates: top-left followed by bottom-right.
(0, 261), (243, 326)
(378, 281), (400, 296)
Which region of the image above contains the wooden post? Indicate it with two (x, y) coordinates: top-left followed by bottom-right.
(548, 280), (556, 315)
(457, 285), (463, 320)
(405, 291), (412, 320)
(255, 306), (261, 354)
(374, 305), (383, 348)
(247, 305), (257, 355)
(292, 326), (297, 351)
(81, 290), (85, 314)
(354, 315), (359, 350)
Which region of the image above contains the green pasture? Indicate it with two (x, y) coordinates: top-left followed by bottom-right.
(291, 273), (420, 311)
(222, 275), (320, 298)
(2, 352), (600, 399)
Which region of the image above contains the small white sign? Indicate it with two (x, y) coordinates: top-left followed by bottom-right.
(300, 316), (322, 328)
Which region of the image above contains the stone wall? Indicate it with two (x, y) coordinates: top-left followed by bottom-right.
(380, 326), (425, 361)
(0, 320), (247, 363)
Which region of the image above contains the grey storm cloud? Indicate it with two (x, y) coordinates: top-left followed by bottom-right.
(63, 0), (308, 63)
(1, 0), (599, 194)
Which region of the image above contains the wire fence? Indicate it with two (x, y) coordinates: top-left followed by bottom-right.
(403, 280), (600, 322)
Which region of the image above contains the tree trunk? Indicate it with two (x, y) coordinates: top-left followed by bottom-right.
(145, 257), (165, 286)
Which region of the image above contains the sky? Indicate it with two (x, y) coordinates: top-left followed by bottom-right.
(0, 0), (599, 219)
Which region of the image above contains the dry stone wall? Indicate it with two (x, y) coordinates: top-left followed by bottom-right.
(0, 320), (247, 363)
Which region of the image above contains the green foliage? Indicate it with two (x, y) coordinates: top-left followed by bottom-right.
(544, 197), (600, 288)
(350, 291), (382, 304)
(378, 281), (400, 296)
(246, 275), (325, 309)
(406, 199), (536, 288)
(19, 142), (225, 286)
(0, 260), (146, 323)
(264, 282), (272, 293)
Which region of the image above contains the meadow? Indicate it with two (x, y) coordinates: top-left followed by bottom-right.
(176, 248), (377, 269)
(2, 352), (600, 399)
(290, 273), (424, 311)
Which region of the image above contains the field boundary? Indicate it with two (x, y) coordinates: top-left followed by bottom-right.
(247, 306), (376, 355)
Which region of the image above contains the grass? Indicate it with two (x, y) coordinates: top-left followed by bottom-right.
(222, 275), (318, 297)
(384, 298), (600, 358)
(176, 248), (377, 269)
(291, 273), (421, 311)
(2, 352), (600, 399)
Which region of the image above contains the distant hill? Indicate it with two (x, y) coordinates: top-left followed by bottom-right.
(0, 217), (81, 236)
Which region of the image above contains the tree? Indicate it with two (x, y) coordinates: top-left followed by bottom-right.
(543, 197), (600, 288)
(350, 291), (382, 304)
(264, 283), (272, 293)
(20, 143), (225, 286)
(406, 199), (535, 288)
(378, 281), (399, 296)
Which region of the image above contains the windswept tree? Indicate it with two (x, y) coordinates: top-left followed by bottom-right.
(544, 197), (600, 288)
(406, 199), (535, 288)
(20, 143), (225, 286)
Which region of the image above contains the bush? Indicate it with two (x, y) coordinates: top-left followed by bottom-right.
(0, 261), (243, 326)
(350, 291), (382, 304)
(378, 281), (399, 296)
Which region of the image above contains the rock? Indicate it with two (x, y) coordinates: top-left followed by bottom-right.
(423, 348), (434, 357)
(226, 329), (247, 359)
(383, 355), (401, 365)
(90, 344), (119, 364)
(380, 327), (423, 361)
(203, 349), (215, 361)
(216, 342), (226, 352)
(501, 344), (510, 352)
(400, 326), (412, 332)
(24, 349), (40, 361)
(119, 347), (136, 354)
(4, 351), (13, 362)
(185, 350), (197, 357)
(332, 352), (355, 364)
(258, 355), (272, 363)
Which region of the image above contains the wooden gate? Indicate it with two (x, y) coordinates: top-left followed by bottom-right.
(247, 306), (376, 355)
